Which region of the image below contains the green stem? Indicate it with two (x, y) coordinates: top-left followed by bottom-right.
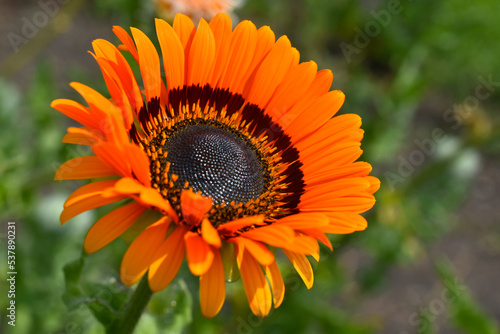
(110, 275), (153, 334)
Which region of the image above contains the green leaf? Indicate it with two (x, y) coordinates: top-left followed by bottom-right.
(62, 252), (87, 310)
(82, 280), (132, 328)
(62, 253), (133, 329)
(149, 278), (193, 333)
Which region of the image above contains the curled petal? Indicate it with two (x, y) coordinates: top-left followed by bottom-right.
(283, 250), (314, 289)
(185, 231), (214, 276)
(181, 189), (213, 226)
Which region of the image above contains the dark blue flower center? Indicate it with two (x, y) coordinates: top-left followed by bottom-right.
(164, 124), (265, 205)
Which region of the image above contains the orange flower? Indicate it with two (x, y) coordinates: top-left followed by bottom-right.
(53, 13), (379, 318)
(155, 0), (241, 22)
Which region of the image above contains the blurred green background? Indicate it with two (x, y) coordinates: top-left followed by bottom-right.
(1, 0), (499, 333)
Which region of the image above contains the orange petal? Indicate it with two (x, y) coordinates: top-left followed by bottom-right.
(302, 135), (364, 165)
(219, 20), (257, 93)
(69, 82), (113, 117)
(186, 19), (216, 86)
(120, 216), (171, 286)
(130, 27), (162, 103)
(366, 176), (381, 194)
(84, 202), (146, 253)
(264, 261), (285, 308)
(148, 225), (188, 292)
(286, 90), (345, 142)
(200, 248), (225, 318)
(321, 212), (368, 233)
(90, 54), (134, 129)
(70, 82), (129, 145)
(244, 36), (298, 109)
(298, 228), (333, 251)
(156, 18), (185, 91)
(124, 144), (151, 187)
(217, 215), (265, 235)
(321, 224), (359, 234)
(239, 224), (295, 249)
(201, 218), (221, 247)
(232, 237), (274, 266)
(283, 250), (314, 289)
(180, 189), (213, 226)
(265, 61), (317, 121)
(92, 143), (131, 178)
(62, 127), (99, 145)
(296, 114), (362, 153)
(208, 13), (233, 84)
(274, 213), (329, 230)
(114, 176), (145, 194)
(141, 189), (178, 220)
(301, 144), (362, 175)
(173, 13), (196, 51)
(299, 193), (376, 213)
(236, 245), (272, 317)
(51, 99), (100, 130)
(280, 69), (333, 127)
(54, 156), (116, 180)
(184, 231), (214, 276)
(60, 192), (127, 224)
(238, 25), (275, 90)
(300, 177), (370, 204)
(113, 177), (177, 220)
(288, 234), (320, 260)
(92, 38), (143, 113)
(112, 26), (139, 62)
(304, 161), (372, 187)
(64, 179), (118, 208)
(307, 69), (333, 97)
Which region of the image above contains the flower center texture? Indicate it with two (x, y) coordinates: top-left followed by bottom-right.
(134, 86), (306, 226)
(163, 124), (265, 205)
(143, 114), (282, 225)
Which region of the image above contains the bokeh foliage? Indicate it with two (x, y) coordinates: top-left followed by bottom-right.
(1, 0), (499, 333)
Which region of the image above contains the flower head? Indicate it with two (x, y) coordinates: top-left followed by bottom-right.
(53, 13), (379, 317)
